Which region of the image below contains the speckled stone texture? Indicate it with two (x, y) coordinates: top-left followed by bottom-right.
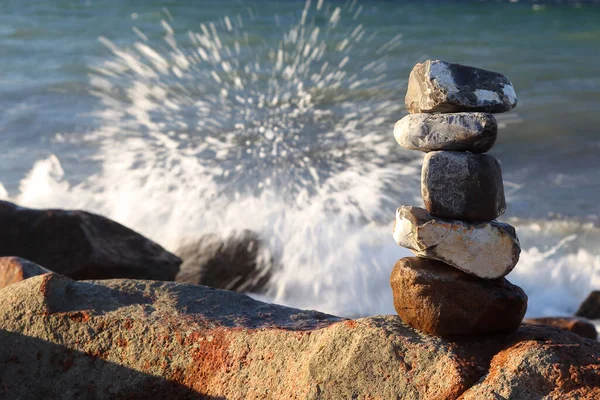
(422, 151), (506, 222)
(0, 256), (51, 290)
(393, 205), (520, 279)
(0, 200), (181, 281)
(390, 257), (527, 337)
(1, 273), (599, 399)
(405, 60), (517, 113)
(394, 112), (497, 153)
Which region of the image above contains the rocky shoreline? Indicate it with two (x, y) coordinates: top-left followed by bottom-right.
(1, 272), (599, 399)
(0, 199), (599, 398)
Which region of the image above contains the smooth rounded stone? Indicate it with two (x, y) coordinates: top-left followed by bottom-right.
(422, 151), (506, 222)
(0, 257), (51, 290)
(390, 257), (528, 337)
(523, 317), (597, 341)
(394, 112), (497, 153)
(393, 205), (520, 279)
(405, 60), (517, 114)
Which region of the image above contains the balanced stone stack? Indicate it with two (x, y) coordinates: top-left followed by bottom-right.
(390, 60), (527, 337)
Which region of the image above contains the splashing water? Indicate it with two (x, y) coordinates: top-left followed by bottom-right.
(2, 0), (600, 319)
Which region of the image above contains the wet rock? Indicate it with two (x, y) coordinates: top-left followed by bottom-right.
(2, 273), (599, 399)
(393, 205), (520, 279)
(523, 317), (597, 340)
(0, 257), (51, 290)
(175, 230), (273, 294)
(422, 151), (506, 222)
(390, 257), (527, 337)
(405, 60), (517, 113)
(576, 291), (600, 320)
(394, 112), (497, 153)
(0, 200), (180, 281)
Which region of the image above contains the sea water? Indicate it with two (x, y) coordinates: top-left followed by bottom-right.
(1, 0), (600, 318)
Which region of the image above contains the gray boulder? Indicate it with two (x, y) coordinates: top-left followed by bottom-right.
(175, 230), (274, 294)
(405, 60), (517, 114)
(0, 201), (181, 281)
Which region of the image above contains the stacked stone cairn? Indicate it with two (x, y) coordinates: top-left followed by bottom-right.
(390, 60), (528, 337)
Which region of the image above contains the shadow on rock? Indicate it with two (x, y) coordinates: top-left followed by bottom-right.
(0, 329), (223, 400)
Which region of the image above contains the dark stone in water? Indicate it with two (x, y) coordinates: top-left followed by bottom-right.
(0, 201), (181, 281)
(390, 257), (528, 337)
(405, 60), (517, 114)
(175, 230), (274, 294)
(422, 151), (506, 222)
(523, 317), (597, 340)
(576, 291), (600, 320)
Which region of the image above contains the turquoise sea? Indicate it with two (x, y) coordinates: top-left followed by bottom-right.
(1, 0), (600, 318)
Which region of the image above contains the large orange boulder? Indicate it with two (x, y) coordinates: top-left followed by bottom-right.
(0, 273), (598, 399)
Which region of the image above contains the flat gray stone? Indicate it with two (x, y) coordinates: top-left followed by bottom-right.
(394, 112), (497, 153)
(405, 60), (517, 113)
(422, 151), (506, 222)
(393, 205), (521, 279)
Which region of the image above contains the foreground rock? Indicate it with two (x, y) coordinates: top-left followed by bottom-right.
(1, 274), (597, 399)
(175, 230), (274, 294)
(405, 60), (517, 113)
(0, 201), (181, 281)
(576, 291), (600, 320)
(393, 206), (520, 279)
(394, 112), (497, 153)
(0, 257), (51, 289)
(523, 317), (597, 340)
(422, 151), (506, 222)
(390, 257), (527, 336)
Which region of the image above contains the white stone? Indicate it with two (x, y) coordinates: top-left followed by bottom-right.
(393, 205), (520, 279)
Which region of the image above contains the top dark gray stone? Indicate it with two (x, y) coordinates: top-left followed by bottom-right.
(405, 60), (517, 114)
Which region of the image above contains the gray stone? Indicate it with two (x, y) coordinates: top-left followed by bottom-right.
(390, 257), (527, 337)
(405, 60), (517, 114)
(422, 151), (506, 222)
(0, 200), (181, 281)
(393, 205), (520, 279)
(394, 112), (497, 153)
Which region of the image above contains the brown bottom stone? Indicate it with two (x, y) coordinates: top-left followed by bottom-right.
(523, 317), (597, 341)
(390, 257), (527, 337)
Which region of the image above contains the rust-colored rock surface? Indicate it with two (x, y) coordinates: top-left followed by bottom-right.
(523, 317), (598, 340)
(0, 256), (51, 289)
(0, 200), (181, 281)
(0, 273), (599, 399)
